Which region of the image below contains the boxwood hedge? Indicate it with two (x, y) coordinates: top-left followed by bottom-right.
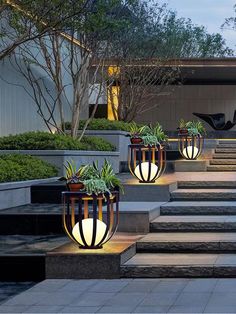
(0, 132), (115, 151)
(0, 154), (58, 183)
(65, 118), (135, 132)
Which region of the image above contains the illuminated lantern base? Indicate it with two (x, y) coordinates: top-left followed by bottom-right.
(182, 146), (199, 159)
(72, 219), (107, 248)
(128, 144), (166, 183)
(178, 134), (204, 160)
(134, 162), (158, 182)
(63, 191), (119, 249)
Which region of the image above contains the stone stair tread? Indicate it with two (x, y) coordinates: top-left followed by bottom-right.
(216, 148), (236, 152)
(213, 154), (236, 159)
(173, 188), (236, 193)
(217, 144), (236, 148)
(152, 215), (236, 223)
(161, 201), (236, 207)
(138, 232), (236, 243)
(207, 165), (236, 171)
(161, 201), (236, 215)
(123, 253), (236, 266)
(210, 160), (236, 165)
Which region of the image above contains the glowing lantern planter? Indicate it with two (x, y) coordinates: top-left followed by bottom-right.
(128, 144), (166, 183)
(62, 191), (119, 249)
(178, 134), (204, 160)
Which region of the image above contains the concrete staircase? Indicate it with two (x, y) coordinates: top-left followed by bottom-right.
(208, 141), (236, 171)
(121, 181), (236, 278)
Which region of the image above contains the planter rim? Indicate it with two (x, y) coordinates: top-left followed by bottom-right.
(0, 176), (59, 191)
(0, 150), (120, 156)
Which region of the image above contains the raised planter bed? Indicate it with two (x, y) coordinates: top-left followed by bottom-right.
(0, 150), (120, 175)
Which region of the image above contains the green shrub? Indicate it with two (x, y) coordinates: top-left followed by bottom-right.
(0, 132), (115, 151)
(0, 154), (58, 183)
(65, 118), (136, 132)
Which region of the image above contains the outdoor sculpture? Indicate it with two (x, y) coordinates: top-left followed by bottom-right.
(193, 111), (236, 130)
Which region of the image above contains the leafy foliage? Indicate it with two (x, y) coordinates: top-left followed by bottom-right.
(0, 132), (115, 151)
(82, 179), (110, 196)
(0, 154), (58, 183)
(107, 0), (233, 59)
(65, 119), (134, 132)
(140, 123), (168, 145)
(178, 120), (206, 136)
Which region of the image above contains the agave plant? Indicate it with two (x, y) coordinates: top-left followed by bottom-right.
(129, 122), (146, 138)
(99, 159), (124, 193)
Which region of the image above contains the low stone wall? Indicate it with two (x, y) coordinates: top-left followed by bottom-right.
(0, 177), (58, 210)
(84, 130), (130, 162)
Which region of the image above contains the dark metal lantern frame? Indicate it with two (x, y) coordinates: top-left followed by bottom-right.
(128, 143), (166, 183)
(178, 134), (204, 160)
(62, 191), (119, 249)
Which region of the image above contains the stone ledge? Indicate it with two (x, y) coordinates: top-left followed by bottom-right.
(46, 241), (136, 279)
(174, 160), (208, 172)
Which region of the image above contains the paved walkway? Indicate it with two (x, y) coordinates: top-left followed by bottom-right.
(1, 278), (236, 313)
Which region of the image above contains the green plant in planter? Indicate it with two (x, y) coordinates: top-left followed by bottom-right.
(140, 123), (167, 146)
(59, 160), (89, 184)
(129, 122), (146, 143)
(82, 178), (110, 195)
(178, 119), (206, 136)
(185, 120), (206, 136)
(99, 159), (124, 193)
(179, 119), (186, 129)
(61, 159), (123, 195)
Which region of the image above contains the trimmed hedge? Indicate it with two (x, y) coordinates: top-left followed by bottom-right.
(65, 119), (135, 132)
(0, 154), (58, 183)
(0, 132), (115, 151)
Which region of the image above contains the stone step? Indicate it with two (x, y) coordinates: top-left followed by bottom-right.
(210, 159), (236, 165)
(0, 235), (67, 280)
(31, 180), (176, 203)
(213, 154), (236, 159)
(178, 181), (236, 189)
(0, 202), (163, 235)
(215, 148), (236, 153)
(207, 165), (236, 171)
(171, 189), (236, 201)
(217, 144), (236, 148)
(218, 141), (236, 144)
(137, 232), (236, 252)
(160, 201), (236, 215)
(151, 215), (236, 232)
(121, 253), (236, 278)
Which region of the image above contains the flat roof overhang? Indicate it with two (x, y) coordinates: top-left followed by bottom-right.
(92, 58), (236, 84)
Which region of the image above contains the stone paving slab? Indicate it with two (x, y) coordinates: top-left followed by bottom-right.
(2, 278), (236, 313)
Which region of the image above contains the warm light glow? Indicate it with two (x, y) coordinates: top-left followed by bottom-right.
(182, 146), (199, 159)
(107, 86), (119, 120)
(72, 218), (107, 246)
(134, 162), (158, 182)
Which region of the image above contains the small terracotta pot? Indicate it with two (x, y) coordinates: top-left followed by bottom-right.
(179, 129), (188, 135)
(67, 183), (84, 191)
(131, 137), (143, 144)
